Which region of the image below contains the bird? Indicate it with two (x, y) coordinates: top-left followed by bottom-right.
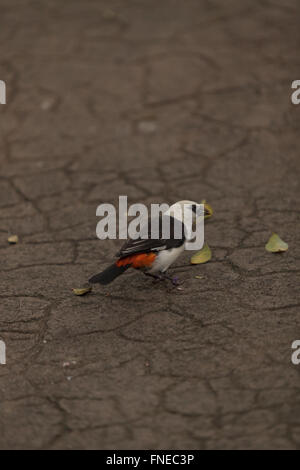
(89, 200), (208, 286)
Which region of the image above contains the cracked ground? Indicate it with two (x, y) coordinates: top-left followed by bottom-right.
(0, 0), (300, 450)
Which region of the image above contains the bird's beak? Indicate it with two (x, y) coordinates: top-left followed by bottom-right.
(192, 204), (212, 221)
(196, 206), (210, 218)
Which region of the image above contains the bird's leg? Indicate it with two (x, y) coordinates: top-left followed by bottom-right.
(144, 272), (164, 282)
(144, 271), (182, 286)
(160, 272), (183, 286)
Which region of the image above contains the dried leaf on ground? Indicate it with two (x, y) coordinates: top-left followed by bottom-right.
(190, 243), (212, 264)
(8, 235), (19, 244)
(265, 233), (288, 253)
(72, 286), (92, 296)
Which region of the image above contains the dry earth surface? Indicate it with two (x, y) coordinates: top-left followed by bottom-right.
(0, 0), (299, 450)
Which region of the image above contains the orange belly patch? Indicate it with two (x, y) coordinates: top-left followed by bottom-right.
(116, 253), (156, 269)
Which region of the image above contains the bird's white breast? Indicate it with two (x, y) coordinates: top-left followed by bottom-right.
(148, 245), (185, 274)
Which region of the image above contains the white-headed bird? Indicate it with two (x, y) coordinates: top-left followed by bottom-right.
(89, 200), (208, 286)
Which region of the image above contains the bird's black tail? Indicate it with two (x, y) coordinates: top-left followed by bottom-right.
(89, 263), (129, 285)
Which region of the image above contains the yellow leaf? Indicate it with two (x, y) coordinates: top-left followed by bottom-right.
(190, 243), (212, 264)
(72, 286), (92, 296)
(265, 233), (288, 253)
(8, 235), (19, 244)
(201, 199), (213, 219)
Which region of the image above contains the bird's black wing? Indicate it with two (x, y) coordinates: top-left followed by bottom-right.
(116, 215), (185, 258)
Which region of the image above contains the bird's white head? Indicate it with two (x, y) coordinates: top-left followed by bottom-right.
(165, 200), (209, 241)
(166, 200), (208, 222)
